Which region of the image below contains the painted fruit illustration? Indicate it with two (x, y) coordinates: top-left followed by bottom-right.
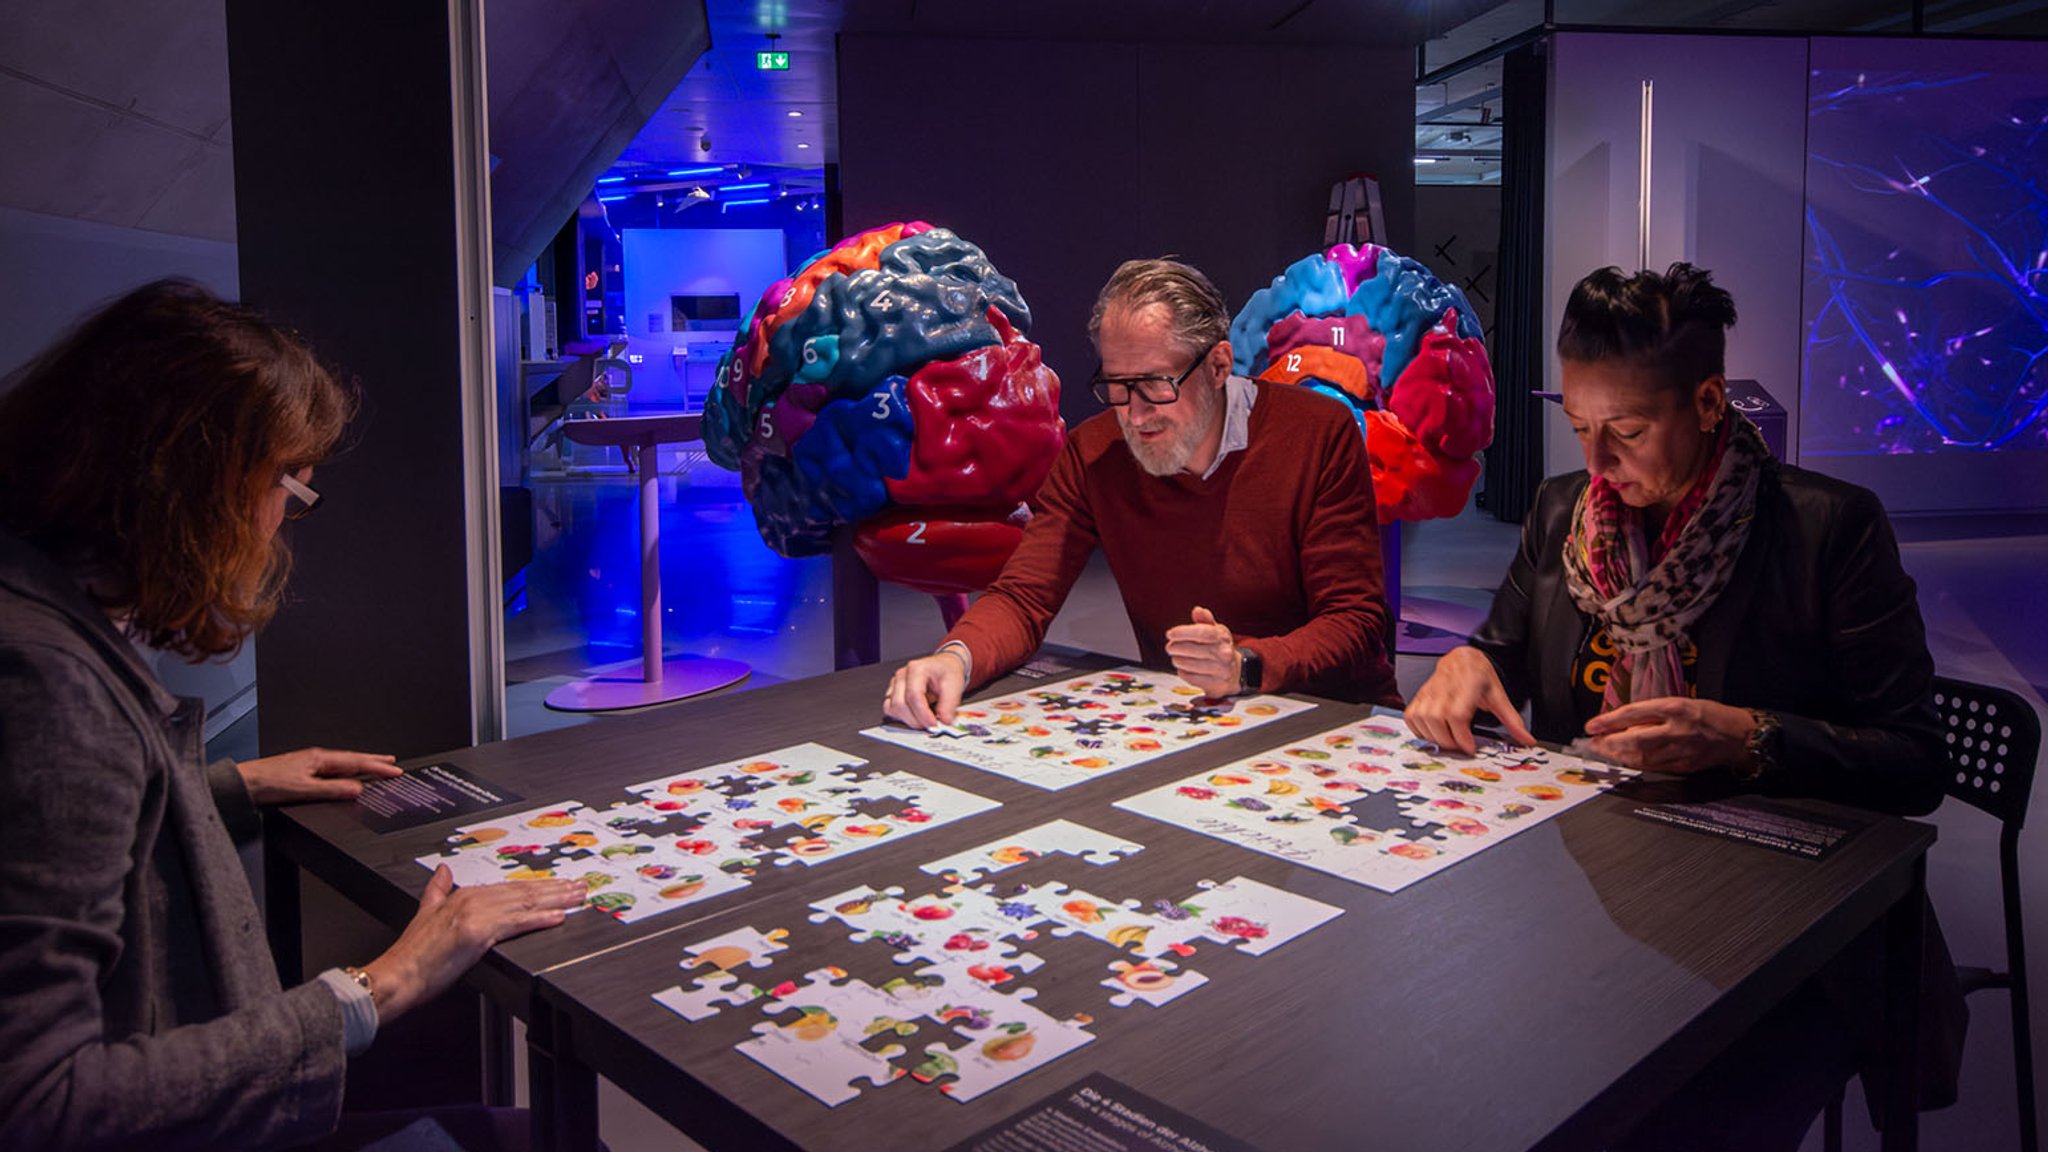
(913, 1051), (959, 1082)
(990, 846), (1036, 865)
(1210, 915), (1268, 941)
(1062, 899), (1103, 923)
(836, 895), (877, 916)
(1125, 738), (1163, 752)
(843, 823), (893, 837)
(601, 844), (652, 859)
(1118, 965), (1173, 991)
(1518, 785), (1565, 801)
(984, 1030), (1036, 1061)
(1461, 767), (1502, 782)
(1107, 924), (1152, 949)
(739, 760), (781, 774)
(557, 832), (598, 848)
(1072, 757), (1112, 769)
(789, 838), (834, 856)
(502, 867), (553, 881)
(1266, 780), (1301, 796)
(1445, 817), (1491, 836)
(526, 811), (576, 828)
(784, 1006), (837, 1041)
(1176, 786), (1217, 800)
(660, 878), (707, 900)
(1245, 703), (1279, 715)
(910, 903), (955, 921)
(943, 932), (990, 952)
(455, 826), (508, 847)
(587, 891), (634, 915)
(1209, 773), (1253, 786)
(692, 945), (751, 970)
(1388, 842), (1441, 860)
(664, 779), (705, 795)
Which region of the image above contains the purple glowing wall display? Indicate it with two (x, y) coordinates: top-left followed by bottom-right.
(1801, 45), (2048, 456)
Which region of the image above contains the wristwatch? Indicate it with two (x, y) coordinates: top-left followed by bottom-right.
(1234, 646), (1263, 696)
(1735, 709), (1782, 782)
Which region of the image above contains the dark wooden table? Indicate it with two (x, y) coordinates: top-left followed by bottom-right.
(269, 653), (1932, 1152)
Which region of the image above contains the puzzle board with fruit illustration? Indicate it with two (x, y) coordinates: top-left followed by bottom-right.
(1115, 712), (1635, 893)
(648, 820), (1342, 1107)
(859, 666), (1315, 790)
(416, 743), (996, 922)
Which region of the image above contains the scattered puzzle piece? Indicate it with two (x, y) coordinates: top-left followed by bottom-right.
(652, 971), (768, 1022)
(918, 819), (1144, 882)
(1100, 959), (1209, 1008)
(741, 968), (916, 1106)
(682, 925), (791, 973)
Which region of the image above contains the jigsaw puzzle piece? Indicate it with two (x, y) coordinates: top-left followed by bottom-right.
(651, 971), (768, 1022)
(1174, 877), (1343, 956)
(918, 819), (1145, 882)
(910, 984), (1094, 1103)
(742, 968), (916, 1107)
(681, 925), (791, 974)
(1100, 959), (1209, 1008)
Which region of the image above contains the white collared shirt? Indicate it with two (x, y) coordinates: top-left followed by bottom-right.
(1198, 374), (1259, 480)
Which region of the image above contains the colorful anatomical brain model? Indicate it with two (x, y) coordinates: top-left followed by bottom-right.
(704, 223), (1064, 606)
(1230, 244), (1494, 522)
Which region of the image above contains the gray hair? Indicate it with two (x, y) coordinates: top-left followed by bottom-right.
(1087, 258), (1229, 355)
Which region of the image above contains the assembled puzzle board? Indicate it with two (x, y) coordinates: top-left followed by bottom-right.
(1115, 713), (1635, 893)
(417, 743), (996, 922)
(860, 666), (1315, 790)
(648, 820), (1342, 1107)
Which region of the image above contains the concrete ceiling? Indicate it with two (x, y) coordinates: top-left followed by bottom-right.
(0, 0), (712, 274)
(0, 0), (237, 241)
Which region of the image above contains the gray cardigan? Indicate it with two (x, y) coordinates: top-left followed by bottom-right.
(0, 530), (346, 1150)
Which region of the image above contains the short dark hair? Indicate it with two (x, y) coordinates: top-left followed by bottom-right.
(0, 279), (355, 659)
(1556, 263), (1738, 395)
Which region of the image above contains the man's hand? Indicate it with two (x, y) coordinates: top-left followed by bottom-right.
(884, 650), (969, 729)
(1582, 697), (1754, 774)
(1166, 606), (1240, 698)
(237, 747), (402, 806)
(1404, 645), (1537, 754)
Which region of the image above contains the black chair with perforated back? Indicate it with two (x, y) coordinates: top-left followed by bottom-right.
(1827, 677), (2041, 1151)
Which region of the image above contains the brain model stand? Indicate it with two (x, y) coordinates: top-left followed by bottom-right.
(703, 222), (1066, 627)
(1229, 244), (1496, 646)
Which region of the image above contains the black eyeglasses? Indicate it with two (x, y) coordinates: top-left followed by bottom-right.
(1089, 338), (1220, 406)
(279, 472), (323, 521)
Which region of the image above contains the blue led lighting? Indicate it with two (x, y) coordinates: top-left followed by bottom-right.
(668, 166), (726, 178)
(598, 194), (631, 203)
(596, 176), (627, 185)
(720, 198), (772, 210)
(721, 182), (771, 193)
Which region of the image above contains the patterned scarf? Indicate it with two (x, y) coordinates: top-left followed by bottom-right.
(1562, 414), (1771, 710)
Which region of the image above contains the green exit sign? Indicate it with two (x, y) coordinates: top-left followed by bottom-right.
(755, 51), (790, 71)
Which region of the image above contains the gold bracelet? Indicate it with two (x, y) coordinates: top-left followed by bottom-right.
(341, 965), (375, 999)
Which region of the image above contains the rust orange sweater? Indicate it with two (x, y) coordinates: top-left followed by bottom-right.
(947, 381), (1398, 705)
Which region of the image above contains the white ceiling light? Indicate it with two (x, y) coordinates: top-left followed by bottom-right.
(797, 142), (811, 149)
(788, 109), (803, 118)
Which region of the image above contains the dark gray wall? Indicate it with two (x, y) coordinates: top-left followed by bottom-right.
(839, 34), (1416, 425)
(228, 1), (480, 759)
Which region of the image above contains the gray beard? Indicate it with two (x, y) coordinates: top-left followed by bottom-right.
(1120, 387), (1221, 477)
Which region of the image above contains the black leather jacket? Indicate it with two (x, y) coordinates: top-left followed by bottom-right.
(1470, 464), (1946, 816)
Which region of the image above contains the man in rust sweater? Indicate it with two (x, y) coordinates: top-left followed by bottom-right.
(883, 258), (1398, 727)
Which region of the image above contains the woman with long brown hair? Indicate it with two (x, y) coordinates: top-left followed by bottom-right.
(0, 280), (583, 1150)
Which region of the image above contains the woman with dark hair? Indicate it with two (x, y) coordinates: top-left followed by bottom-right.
(1405, 264), (1963, 1148)
(0, 280), (584, 1150)
(1408, 262), (1945, 811)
